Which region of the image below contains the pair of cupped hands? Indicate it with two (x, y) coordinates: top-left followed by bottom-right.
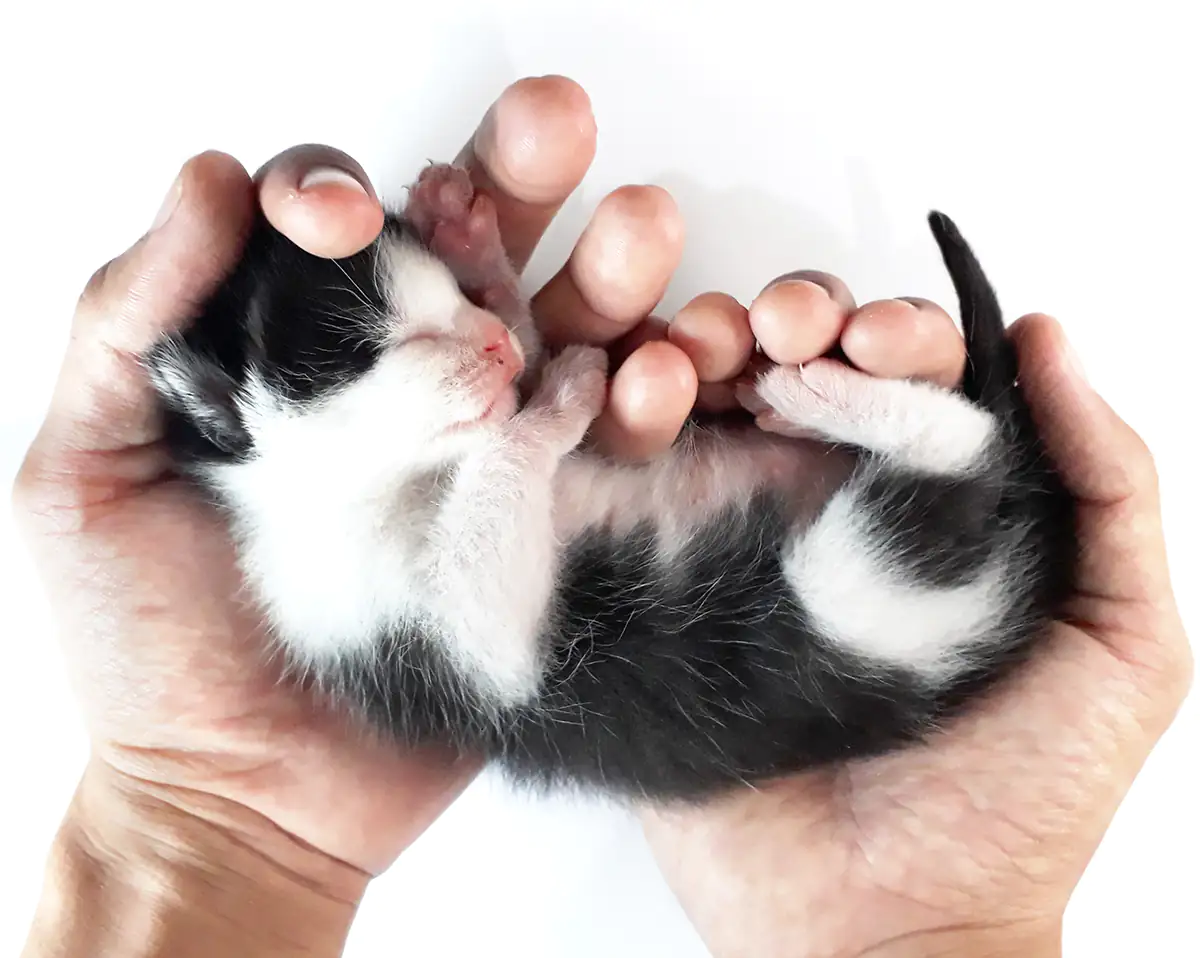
(14, 76), (1191, 957)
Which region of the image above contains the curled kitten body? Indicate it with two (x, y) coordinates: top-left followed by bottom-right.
(145, 164), (1075, 800)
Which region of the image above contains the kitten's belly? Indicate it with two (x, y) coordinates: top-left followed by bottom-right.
(552, 424), (856, 543)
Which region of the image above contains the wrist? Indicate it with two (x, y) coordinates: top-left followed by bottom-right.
(23, 759), (370, 958)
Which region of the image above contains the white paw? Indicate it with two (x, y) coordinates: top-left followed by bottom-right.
(735, 362), (829, 438)
(736, 358), (996, 473)
(533, 345), (610, 421)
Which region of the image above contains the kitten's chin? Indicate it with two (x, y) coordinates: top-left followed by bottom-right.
(480, 385), (519, 423)
(442, 384), (518, 436)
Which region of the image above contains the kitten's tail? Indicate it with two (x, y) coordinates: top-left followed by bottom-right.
(927, 211), (1019, 422)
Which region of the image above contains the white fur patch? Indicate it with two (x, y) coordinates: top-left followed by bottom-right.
(208, 243), (548, 705)
(379, 236), (469, 335)
(784, 485), (1009, 675)
(754, 362), (996, 476)
(208, 375), (435, 663)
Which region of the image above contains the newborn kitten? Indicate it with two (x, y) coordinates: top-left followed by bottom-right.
(145, 164), (1075, 800)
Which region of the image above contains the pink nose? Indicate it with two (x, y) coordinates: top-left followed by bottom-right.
(475, 317), (524, 381)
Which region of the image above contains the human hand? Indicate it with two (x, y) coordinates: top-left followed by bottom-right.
(638, 280), (1192, 957)
(14, 76), (693, 954)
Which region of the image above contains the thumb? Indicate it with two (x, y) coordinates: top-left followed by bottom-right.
(17, 152), (253, 502)
(1011, 313), (1190, 685)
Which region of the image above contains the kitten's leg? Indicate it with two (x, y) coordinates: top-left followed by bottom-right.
(736, 357), (997, 476)
(738, 358), (1014, 678)
(423, 345), (608, 706)
(405, 164), (531, 336)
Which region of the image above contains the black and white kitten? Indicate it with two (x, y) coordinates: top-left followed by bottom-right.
(145, 164), (1075, 800)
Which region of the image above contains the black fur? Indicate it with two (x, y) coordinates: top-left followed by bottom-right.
(151, 215), (418, 465)
(146, 210), (1076, 801)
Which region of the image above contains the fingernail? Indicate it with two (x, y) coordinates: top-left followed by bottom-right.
(785, 279), (832, 300)
(768, 272), (831, 296)
(151, 174), (182, 231)
(298, 166), (370, 196)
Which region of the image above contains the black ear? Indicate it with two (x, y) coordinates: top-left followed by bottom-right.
(145, 341), (252, 457)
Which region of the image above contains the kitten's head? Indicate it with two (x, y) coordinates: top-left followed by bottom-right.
(145, 214), (535, 480)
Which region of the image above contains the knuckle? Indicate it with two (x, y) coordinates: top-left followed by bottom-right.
(1128, 431), (1161, 495)
(75, 259), (119, 321)
(10, 449), (88, 539)
(10, 452), (52, 533)
(1133, 615), (1194, 722)
(1164, 634), (1195, 709)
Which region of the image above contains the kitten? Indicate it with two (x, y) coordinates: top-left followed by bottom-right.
(145, 164), (1075, 799)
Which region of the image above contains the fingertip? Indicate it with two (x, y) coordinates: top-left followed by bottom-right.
(1010, 312), (1159, 506)
(668, 292), (754, 382)
(573, 183), (685, 330)
(767, 270), (857, 312)
(749, 280), (843, 365)
(48, 150), (259, 459)
(470, 75), (597, 206)
(588, 183), (686, 278)
(1009, 312), (1081, 396)
(1009, 312), (1066, 363)
(593, 340), (697, 460)
(82, 149), (256, 332)
(841, 298), (965, 387)
(257, 144), (384, 258)
(610, 316), (670, 366)
(535, 184), (684, 345)
(182, 149), (254, 202)
(460, 76), (597, 271)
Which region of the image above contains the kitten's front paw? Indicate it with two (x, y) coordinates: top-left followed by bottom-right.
(534, 345), (609, 418)
(524, 346), (609, 451)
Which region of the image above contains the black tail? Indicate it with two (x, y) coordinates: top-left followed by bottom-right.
(928, 211), (1019, 420)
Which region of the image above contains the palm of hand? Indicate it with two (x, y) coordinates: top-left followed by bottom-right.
(31, 474), (466, 874)
(645, 333), (1191, 954)
(646, 618), (1155, 955)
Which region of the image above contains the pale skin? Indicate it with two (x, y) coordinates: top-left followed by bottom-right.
(14, 76), (1192, 957)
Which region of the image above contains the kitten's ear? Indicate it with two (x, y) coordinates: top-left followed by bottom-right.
(145, 342), (252, 456)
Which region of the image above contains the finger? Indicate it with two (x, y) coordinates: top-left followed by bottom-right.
(1011, 314), (1189, 678)
(456, 75), (597, 272)
(749, 279), (847, 366)
(668, 292), (754, 383)
(767, 269), (857, 312)
(533, 185), (685, 347)
(592, 340), (697, 460)
(696, 382), (742, 413)
(17, 152), (255, 504)
(609, 316), (669, 367)
(840, 297), (966, 387)
(256, 144), (384, 258)
(1011, 314), (1160, 511)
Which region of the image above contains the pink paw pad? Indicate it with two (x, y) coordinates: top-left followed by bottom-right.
(406, 164), (474, 238)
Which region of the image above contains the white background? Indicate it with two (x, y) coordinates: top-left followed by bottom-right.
(2, 2), (1197, 955)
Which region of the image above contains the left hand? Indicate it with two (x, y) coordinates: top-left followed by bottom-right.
(12, 76), (691, 914)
